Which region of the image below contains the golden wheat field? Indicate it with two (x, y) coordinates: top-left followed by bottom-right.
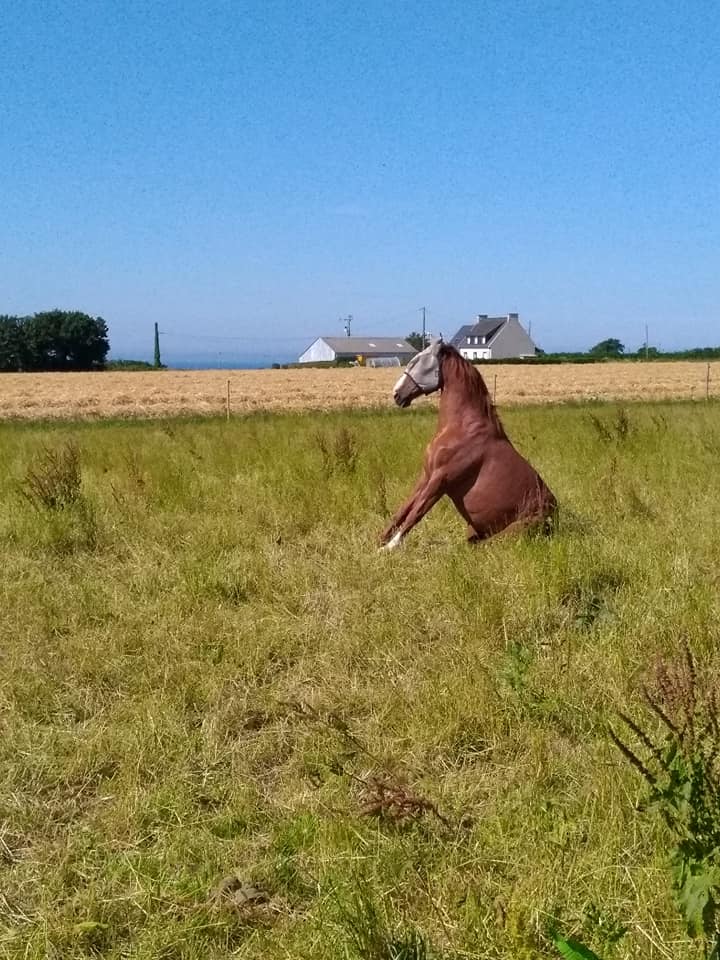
(0, 360), (715, 420)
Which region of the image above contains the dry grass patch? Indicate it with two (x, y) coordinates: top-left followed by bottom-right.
(0, 360), (716, 420)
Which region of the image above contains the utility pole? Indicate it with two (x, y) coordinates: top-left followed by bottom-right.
(420, 307), (426, 348)
(343, 315), (353, 337)
(153, 322), (162, 368)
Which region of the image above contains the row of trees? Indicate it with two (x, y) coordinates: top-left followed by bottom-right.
(0, 311), (109, 372)
(579, 338), (720, 359)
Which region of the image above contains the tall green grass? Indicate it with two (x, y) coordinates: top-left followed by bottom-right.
(2, 401), (720, 958)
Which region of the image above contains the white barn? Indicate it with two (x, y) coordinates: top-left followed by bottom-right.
(298, 336), (417, 364)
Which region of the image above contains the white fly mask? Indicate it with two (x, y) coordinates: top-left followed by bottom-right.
(392, 339), (443, 408)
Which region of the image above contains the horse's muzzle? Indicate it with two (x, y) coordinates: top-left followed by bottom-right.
(393, 371), (422, 408)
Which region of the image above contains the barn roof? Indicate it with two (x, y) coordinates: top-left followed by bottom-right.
(320, 337), (417, 356)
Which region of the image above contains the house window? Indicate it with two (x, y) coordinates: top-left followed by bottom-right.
(466, 336), (471, 345)
(472, 351), (478, 359)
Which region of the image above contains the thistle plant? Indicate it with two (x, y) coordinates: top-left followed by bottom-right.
(610, 644), (720, 959)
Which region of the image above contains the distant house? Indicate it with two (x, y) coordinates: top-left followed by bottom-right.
(298, 336), (418, 365)
(449, 313), (537, 361)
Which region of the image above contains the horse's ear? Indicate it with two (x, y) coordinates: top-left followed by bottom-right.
(430, 337), (443, 355)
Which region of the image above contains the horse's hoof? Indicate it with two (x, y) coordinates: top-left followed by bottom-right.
(379, 532), (402, 552)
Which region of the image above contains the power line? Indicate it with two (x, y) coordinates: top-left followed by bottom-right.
(154, 305), (426, 348)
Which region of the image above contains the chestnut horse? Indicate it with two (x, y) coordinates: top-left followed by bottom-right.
(380, 340), (557, 550)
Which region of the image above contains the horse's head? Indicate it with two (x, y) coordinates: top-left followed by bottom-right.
(393, 339), (443, 407)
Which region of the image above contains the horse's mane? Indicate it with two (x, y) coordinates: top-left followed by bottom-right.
(439, 345), (507, 438)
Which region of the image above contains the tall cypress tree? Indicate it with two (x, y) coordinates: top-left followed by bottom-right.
(153, 322), (162, 368)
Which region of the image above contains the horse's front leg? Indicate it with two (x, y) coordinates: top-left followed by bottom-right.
(380, 471), (445, 551)
(379, 473), (427, 545)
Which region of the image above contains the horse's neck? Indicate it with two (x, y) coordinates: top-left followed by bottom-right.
(438, 384), (486, 424)
(438, 363), (502, 434)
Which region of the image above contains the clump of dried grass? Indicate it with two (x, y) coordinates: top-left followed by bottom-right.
(21, 440), (82, 511)
(356, 774), (451, 828)
(314, 426), (359, 477)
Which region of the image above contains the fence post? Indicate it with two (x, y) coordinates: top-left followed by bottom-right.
(226, 379), (231, 420)
(707, 363), (711, 401)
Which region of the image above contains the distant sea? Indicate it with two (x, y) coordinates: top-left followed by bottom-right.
(170, 358), (273, 370)
(112, 353), (297, 370)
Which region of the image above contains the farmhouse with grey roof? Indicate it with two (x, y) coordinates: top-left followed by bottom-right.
(298, 336), (417, 364)
(449, 313), (537, 360)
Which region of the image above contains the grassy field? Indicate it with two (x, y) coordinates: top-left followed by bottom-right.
(2, 400), (720, 958)
(0, 359), (716, 419)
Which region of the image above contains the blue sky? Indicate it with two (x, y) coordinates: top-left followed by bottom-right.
(1, 0), (718, 363)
